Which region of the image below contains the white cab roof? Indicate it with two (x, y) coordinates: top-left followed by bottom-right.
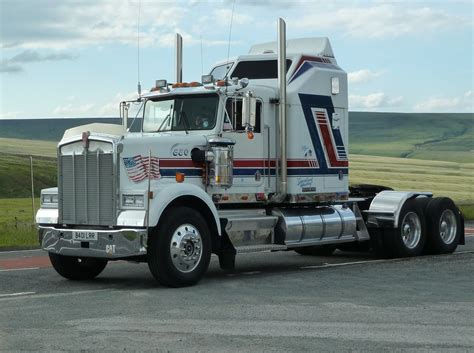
(249, 37), (334, 58)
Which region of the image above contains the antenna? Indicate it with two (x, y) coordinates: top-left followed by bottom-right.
(225, 0), (236, 73)
(200, 34), (204, 76)
(137, 0), (142, 98)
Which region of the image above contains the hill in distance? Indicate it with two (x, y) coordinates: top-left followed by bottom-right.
(350, 112), (473, 163)
(0, 112), (473, 163)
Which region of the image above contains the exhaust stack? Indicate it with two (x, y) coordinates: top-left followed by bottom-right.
(276, 18), (287, 201)
(175, 33), (183, 83)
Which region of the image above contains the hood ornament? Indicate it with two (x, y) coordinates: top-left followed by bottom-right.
(82, 131), (91, 149)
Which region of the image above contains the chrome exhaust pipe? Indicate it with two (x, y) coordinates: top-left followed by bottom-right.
(175, 33), (183, 83)
(275, 18), (287, 202)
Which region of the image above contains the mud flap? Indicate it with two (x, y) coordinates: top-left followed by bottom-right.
(218, 219), (236, 271)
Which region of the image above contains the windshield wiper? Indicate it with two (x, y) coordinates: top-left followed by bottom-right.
(157, 104), (173, 132)
(178, 100), (190, 135)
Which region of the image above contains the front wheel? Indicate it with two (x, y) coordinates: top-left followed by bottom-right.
(49, 253), (108, 280)
(147, 206), (212, 287)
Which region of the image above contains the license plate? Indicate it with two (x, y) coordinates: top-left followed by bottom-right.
(72, 231), (98, 241)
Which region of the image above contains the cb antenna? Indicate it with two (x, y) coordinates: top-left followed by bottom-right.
(225, 0), (236, 78)
(200, 34), (204, 76)
(137, 0), (142, 98)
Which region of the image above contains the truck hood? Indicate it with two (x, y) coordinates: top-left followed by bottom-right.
(119, 132), (208, 185)
(62, 123), (126, 141)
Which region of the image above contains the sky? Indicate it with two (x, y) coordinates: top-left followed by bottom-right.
(0, 0), (473, 119)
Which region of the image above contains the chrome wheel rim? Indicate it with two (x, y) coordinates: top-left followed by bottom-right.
(439, 209), (457, 245)
(170, 224), (202, 273)
(401, 212), (421, 249)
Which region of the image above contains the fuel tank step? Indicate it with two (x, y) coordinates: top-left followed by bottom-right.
(236, 244), (287, 254)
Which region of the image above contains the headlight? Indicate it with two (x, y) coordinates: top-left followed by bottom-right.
(41, 193), (58, 207)
(122, 194), (145, 208)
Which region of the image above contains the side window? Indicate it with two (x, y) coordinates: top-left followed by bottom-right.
(224, 99), (261, 133)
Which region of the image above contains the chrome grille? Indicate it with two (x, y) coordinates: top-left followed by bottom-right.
(59, 150), (115, 226)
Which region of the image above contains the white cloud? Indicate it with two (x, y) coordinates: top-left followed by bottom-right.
(349, 93), (403, 111)
(212, 9), (252, 26)
(1, 49), (78, 73)
(0, 111), (21, 119)
(414, 91), (473, 112)
(348, 69), (382, 84)
(0, 0), (189, 50)
(293, 4), (470, 38)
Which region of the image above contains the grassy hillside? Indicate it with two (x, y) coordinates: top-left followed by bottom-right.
(0, 137), (57, 157)
(1, 113), (472, 163)
(350, 112), (473, 163)
(0, 153), (57, 198)
(0, 138), (57, 198)
(0, 117), (139, 141)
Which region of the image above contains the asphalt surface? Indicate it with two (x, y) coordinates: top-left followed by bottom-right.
(0, 228), (473, 352)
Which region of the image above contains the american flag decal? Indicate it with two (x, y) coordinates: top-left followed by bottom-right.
(123, 155), (161, 183)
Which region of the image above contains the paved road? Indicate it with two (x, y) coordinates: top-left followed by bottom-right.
(1, 229), (473, 352)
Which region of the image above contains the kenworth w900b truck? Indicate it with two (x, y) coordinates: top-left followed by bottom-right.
(36, 19), (464, 287)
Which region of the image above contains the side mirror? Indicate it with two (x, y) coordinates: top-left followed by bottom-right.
(242, 93), (257, 129)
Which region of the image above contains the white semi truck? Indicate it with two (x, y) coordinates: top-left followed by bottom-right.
(36, 19), (465, 287)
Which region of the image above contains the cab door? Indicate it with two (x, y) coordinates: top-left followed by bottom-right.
(222, 98), (265, 191)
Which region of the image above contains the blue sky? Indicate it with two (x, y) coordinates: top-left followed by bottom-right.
(0, 0), (473, 118)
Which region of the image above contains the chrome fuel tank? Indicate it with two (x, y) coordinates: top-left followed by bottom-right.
(272, 205), (357, 246)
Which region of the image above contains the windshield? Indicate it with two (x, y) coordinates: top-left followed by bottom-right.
(143, 94), (219, 132)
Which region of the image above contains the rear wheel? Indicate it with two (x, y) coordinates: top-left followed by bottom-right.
(425, 197), (461, 254)
(381, 199), (427, 258)
(294, 245), (336, 256)
(49, 253), (108, 280)
(147, 206), (211, 287)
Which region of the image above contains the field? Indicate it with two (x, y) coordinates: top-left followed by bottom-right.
(350, 112), (473, 163)
(350, 154), (473, 203)
(0, 139), (57, 199)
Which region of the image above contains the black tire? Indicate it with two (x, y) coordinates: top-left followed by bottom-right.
(147, 206), (211, 287)
(49, 253), (108, 280)
(425, 197), (462, 254)
(415, 196), (431, 213)
(383, 199), (427, 258)
(294, 245), (336, 256)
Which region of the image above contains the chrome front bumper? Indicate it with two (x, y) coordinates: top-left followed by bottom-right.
(39, 226), (148, 259)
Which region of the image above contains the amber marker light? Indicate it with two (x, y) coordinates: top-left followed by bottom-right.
(247, 131), (254, 140)
(175, 172), (185, 183)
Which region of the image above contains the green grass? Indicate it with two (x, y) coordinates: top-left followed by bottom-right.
(0, 153), (57, 198)
(0, 137), (57, 157)
(0, 198), (40, 249)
